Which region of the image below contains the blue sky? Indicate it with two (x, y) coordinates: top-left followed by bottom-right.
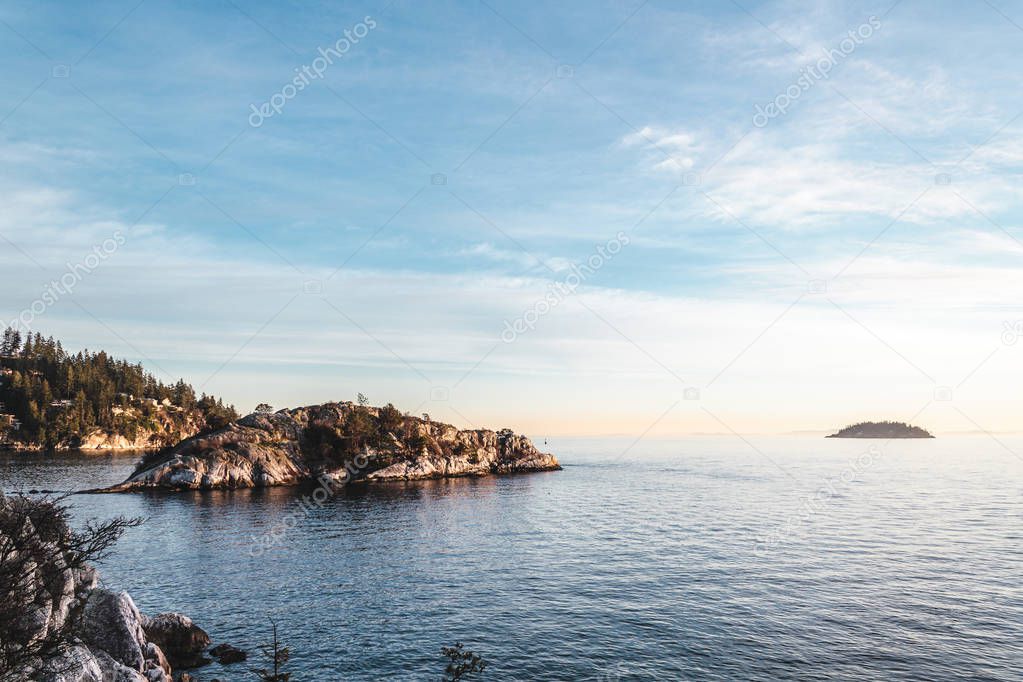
(2, 0), (1023, 437)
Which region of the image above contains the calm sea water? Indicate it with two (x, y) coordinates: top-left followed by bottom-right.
(2, 436), (1021, 681)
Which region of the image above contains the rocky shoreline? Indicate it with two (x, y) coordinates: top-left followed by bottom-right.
(2, 417), (205, 453)
(96, 402), (561, 492)
(1, 443), (160, 454)
(0, 493), (227, 682)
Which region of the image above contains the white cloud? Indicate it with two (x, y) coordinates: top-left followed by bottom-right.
(620, 125), (700, 172)
(622, 61), (1023, 231)
(3, 183), (1019, 435)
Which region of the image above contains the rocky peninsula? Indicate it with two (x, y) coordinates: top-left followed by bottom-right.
(99, 402), (560, 492)
(827, 421), (934, 439)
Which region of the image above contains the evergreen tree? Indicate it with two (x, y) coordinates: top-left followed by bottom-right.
(0, 328), (21, 356)
(0, 327), (238, 449)
(255, 620), (292, 682)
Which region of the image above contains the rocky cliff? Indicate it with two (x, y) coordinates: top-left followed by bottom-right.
(66, 408), (209, 452)
(0, 493), (210, 682)
(102, 402), (560, 491)
(2, 400), (229, 454)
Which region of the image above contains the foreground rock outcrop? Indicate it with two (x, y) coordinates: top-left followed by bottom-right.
(100, 402), (561, 491)
(0, 493), (207, 682)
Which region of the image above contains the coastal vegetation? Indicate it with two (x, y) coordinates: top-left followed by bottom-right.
(252, 628), (489, 681)
(827, 421), (934, 439)
(442, 642), (489, 681)
(0, 328), (237, 450)
(255, 620), (292, 682)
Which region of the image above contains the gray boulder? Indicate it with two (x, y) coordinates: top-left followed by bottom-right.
(209, 642), (246, 664)
(93, 649), (148, 682)
(36, 644), (105, 682)
(79, 590), (147, 672)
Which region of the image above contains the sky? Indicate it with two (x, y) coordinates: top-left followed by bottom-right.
(1, 0), (1022, 438)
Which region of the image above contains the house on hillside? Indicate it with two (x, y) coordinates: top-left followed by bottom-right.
(0, 415), (18, 443)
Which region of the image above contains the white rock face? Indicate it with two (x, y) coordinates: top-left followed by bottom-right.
(93, 649), (149, 682)
(26, 591), (176, 682)
(80, 590), (148, 672)
(37, 644), (106, 682)
(106, 402), (561, 491)
(77, 432), (152, 451)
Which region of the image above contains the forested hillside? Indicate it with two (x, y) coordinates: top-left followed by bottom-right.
(826, 421), (934, 439)
(0, 328), (237, 450)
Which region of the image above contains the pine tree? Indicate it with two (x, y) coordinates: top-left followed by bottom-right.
(0, 327), (238, 448)
(0, 328), (20, 356)
(255, 620), (292, 682)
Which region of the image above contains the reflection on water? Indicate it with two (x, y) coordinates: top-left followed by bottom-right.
(0, 449), (144, 492)
(1, 437), (1021, 681)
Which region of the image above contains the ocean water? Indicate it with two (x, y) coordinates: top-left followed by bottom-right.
(1, 436), (1020, 681)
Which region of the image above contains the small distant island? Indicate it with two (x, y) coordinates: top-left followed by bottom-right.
(827, 421), (934, 439)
